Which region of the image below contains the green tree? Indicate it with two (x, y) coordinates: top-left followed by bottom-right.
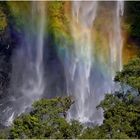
(125, 2), (140, 38)
(115, 56), (140, 94)
(90, 56), (140, 139)
(98, 92), (140, 138)
(9, 96), (83, 139)
(79, 126), (106, 139)
(0, 128), (9, 139)
(80, 92), (140, 139)
(7, 56), (140, 139)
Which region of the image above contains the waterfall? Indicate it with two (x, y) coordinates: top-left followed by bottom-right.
(67, 1), (124, 124)
(67, 1), (100, 123)
(0, 1), (125, 126)
(72, 1), (98, 123)
(3, 2), (46, 126)
(109, 0), (124, 79)
(29, 2), (45, 100)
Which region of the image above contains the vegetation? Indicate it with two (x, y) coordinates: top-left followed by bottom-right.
(78, 56), (140, 139)
(125, 2), (140, 38)
(0, 1), (140, 139)
(115, 56), (140, 93)
(9, 96), (83, 139)
(47, 1), (72, 45)
(0, 6), (7, 32)
(1, 56), (140, 139)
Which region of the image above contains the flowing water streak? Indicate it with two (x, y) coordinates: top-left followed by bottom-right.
(68, 1), (124, 124)
(18, 1), (46, 111)
(30, 2), (46, 99)
(117, 0), (124, 70)
(109, 0), (124, 80)
(68, 1), (98, 123)
(5, 2), (46, 125)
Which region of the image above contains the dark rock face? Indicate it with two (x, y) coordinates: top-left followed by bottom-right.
(0, 4), (12, 99)
(0, 2), (25, 124)
(0, 3), (67, 124)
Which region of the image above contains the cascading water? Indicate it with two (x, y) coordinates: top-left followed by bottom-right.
(109, 0), (124, 79)
(66, 1), (124, 124)
(68, 1), (99, 123)
(1, 2), (46, 126)
(0, 1), (125, 126)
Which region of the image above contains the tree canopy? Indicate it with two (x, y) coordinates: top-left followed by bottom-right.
(0, 56), (139, 139)
(115, 56), (140, 93)
(9, 96), (83, 139)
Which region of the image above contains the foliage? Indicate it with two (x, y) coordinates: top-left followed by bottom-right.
(79, 126), (105, 139)
(115, 56), (140, 93)
(0, 128), (9, 139)
(80, 56), (140, 139)
(9, 96), (83, 139)
(98, 93), (140, 138)
(80, 92), (140, 139)
(6, 1), (30, 31)
(125, 2), (140, 38)
(0, 2), (139, 139)
(6, 55), (140, 139)
(0, 6), (7, 32)
(8, 92), (140, 139)
(47, 1), (72, 43)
